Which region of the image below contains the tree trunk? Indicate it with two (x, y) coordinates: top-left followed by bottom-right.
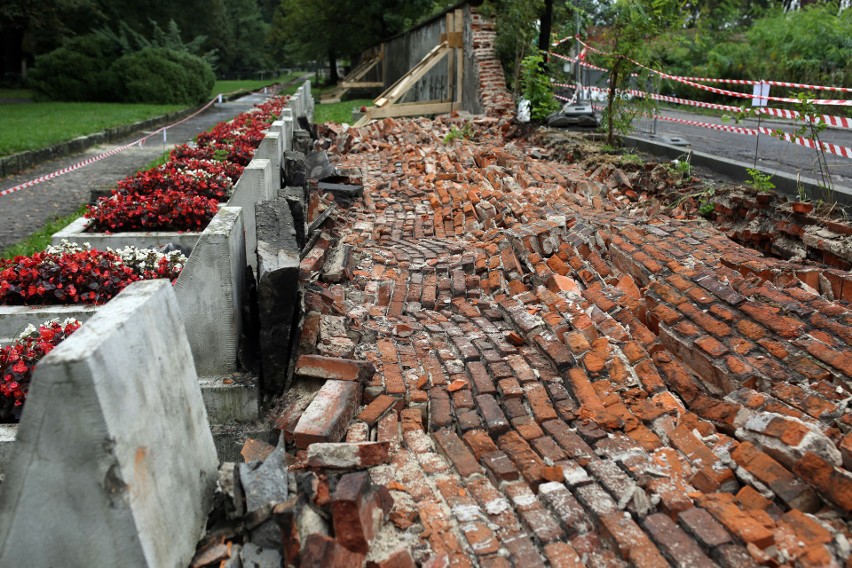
(537, 0), (554, 62)
(607, 65), (619, 146)
(328, 48), (339, 84)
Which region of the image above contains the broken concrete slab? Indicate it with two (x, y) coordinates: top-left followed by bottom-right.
(284, 151), (307, 188)
(293, 380), (361, 449)
(0, 279), (218, 568)
(256, 199), (301, 396)
(307, 442), (391, 469)
(306, 151), (336, 182)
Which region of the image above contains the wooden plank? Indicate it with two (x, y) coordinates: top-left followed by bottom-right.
(341, 81), (384, 89)
(372, 42), (450, 108)
(365, 101), (455, 120)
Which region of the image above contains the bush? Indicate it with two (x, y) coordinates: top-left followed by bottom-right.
(520, 53), (559, 121)
(110, 47), (215, 105)
(28, 34), (120, 101)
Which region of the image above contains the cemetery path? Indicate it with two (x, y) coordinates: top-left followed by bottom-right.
(0, 93), (272, 251)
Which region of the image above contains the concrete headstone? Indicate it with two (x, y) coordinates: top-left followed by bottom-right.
(0, 279), (219, 567)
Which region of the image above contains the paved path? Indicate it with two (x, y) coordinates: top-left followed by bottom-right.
(633, 107), (852, 188)
(0, 93), (272, 250)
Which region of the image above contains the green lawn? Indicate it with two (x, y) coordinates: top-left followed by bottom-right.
(212, 71), (308, 98)
(314, 99), (374, 125)
(0, 102), (184, 156)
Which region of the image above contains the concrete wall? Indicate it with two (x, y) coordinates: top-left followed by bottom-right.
(461, 3), (482, 115)
(383, 17), (448, 104)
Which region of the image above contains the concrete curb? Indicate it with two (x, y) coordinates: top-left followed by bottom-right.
(0, 104), (205, 179)
(623, 134), (852, 206)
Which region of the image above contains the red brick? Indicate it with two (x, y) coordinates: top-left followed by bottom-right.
(678, 506), (733, 549)
(497, 430), (547, 488)
(793, 451), (852, 512)
(294, 380), (361, 449)
(433, 428), (483, 478)
(600, 512), (669, 567)
(543, 542), (583, 568)
(331, 471), (391, 553)
(643, 513), (716, 568)
(476, 393), (510, 435)
(357, 394), (399, 425)
(295, 354), (375, 382)
(300, 533), (366, 568)
(731, 442), (821, 512)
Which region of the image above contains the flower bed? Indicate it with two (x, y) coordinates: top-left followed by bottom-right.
(0, 318), (80, 421)
(0, 242), (184, 306)
(84, 96), (289, 234)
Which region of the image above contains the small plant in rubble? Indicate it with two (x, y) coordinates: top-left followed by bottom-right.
(744, 168), (775, 193)
(443, 121), (475, 145)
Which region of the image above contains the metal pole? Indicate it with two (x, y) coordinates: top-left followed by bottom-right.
(753, 113), (762, 168)
(575, 4), (581, 99)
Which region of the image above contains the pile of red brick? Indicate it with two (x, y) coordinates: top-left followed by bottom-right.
(279, 110), (852, 567)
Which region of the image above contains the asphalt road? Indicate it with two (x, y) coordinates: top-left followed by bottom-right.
(631, 107), (852, 190)
(0, 92), (272, 250)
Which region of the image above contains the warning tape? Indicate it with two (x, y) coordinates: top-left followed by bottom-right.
(665, 76), (852, 95)
(585, 103), (852, 159)
(575, 38), (852, 107)
(560, 83), (852, 129)
(0, 86), (281, 199)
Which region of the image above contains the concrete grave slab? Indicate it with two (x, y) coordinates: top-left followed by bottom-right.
(229, 158), (273, 271)
(0, 279), (219, 568)
(174, 206), (246, 377)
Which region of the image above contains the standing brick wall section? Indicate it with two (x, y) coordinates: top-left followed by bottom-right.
(469, 9), (515, 119)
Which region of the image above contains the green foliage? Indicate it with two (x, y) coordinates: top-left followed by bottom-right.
(270, 0), (434, 79)
(482, 0), (544, 92)
(698, 200), (716, 218)
(443, 121), (474, 145)
(111, 47), (215, 105)
(597, 0), (685, 145)
(667, 153), (693, 179)
(771, 92), (834, 203)
(648, 3), (852, 102)
(520, 53), (559, 121)
(28, 34), (120, 101)
(744, 168), (775, 192)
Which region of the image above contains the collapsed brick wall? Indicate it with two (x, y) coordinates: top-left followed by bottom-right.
(281, 111), (852, 567)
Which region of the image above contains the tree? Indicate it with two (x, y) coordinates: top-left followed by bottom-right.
(0, 0), (103, 80)
(597, 0), (684, 145)
(270, 0), (433, 84)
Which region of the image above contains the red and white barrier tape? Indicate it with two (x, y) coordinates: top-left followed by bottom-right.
(575, 38), (852, 107)
(666, 75), (852, 94)
(586, 103), (852, 159)
(561, 83), (852, 129)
